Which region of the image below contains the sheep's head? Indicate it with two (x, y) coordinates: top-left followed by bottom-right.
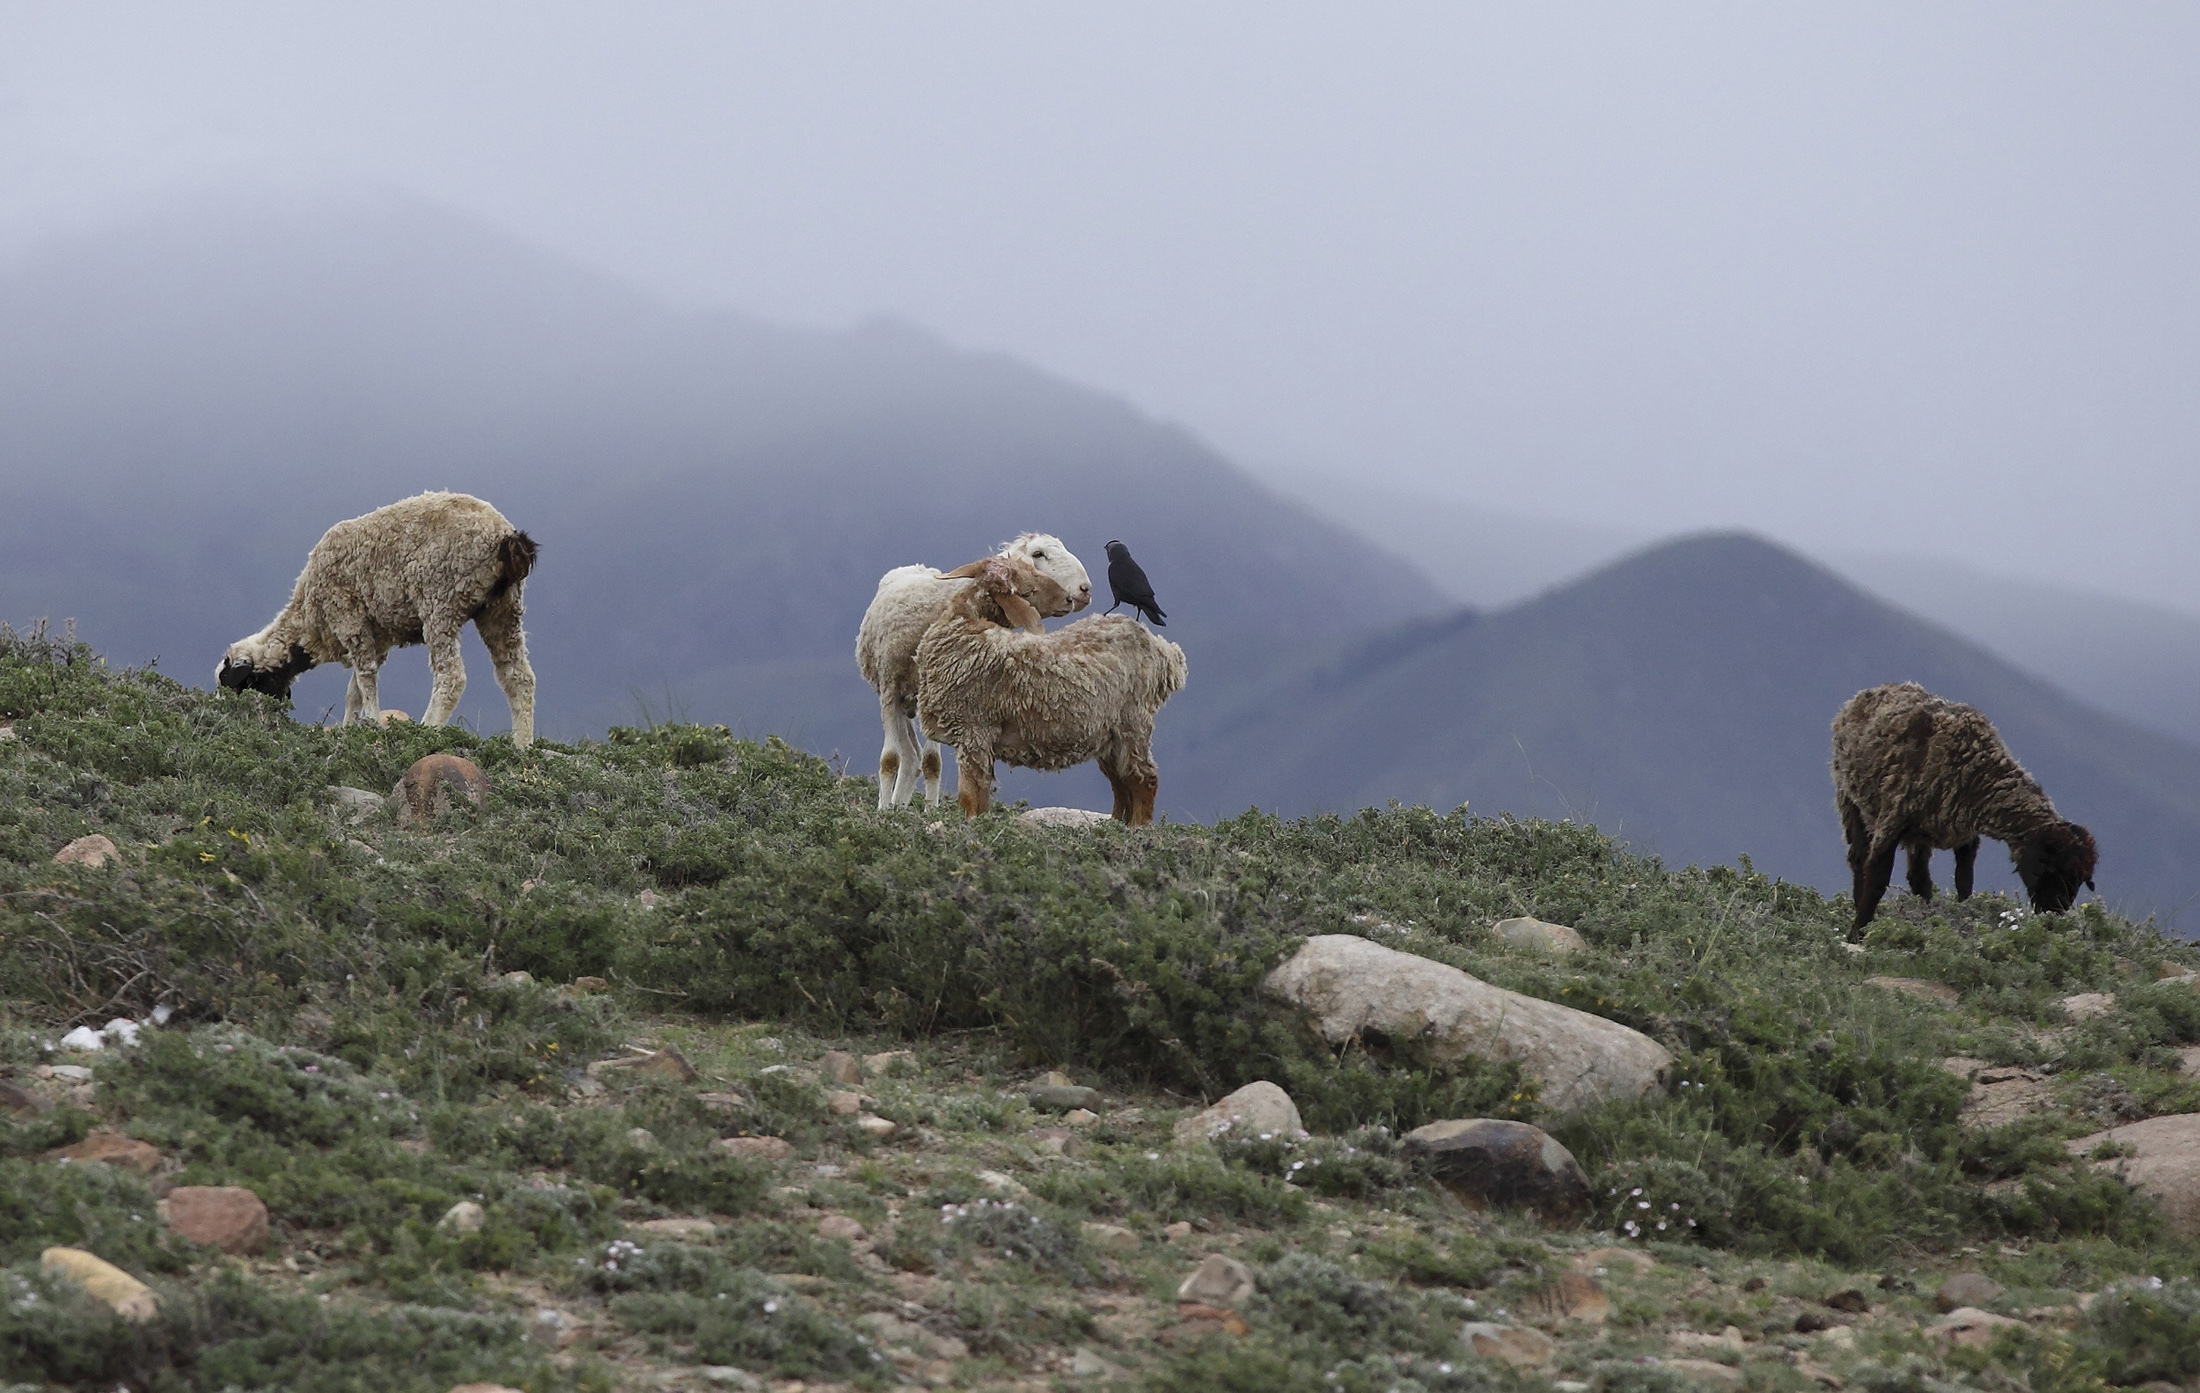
(1001, 533), (1091, 615)
(216, 633), (317, 699)
(941, 555), (1071, 634)
(2012, 820), (2098, 914)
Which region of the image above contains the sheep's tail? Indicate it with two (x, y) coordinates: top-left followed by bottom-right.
(490, 530), (538, 599)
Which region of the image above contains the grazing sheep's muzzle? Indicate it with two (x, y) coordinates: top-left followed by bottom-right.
(216, 643), (315, 699)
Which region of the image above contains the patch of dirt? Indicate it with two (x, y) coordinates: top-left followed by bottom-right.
(1941, 1056), (2055, 1129)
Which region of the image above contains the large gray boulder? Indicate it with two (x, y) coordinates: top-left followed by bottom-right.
(1264, 935), (1672, 1113)
(2068, 1112), (2200, 1237)
(1403, 1118), (1592, 1222)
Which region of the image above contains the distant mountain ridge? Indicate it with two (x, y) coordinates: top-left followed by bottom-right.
(1172, 533), (2200, 924)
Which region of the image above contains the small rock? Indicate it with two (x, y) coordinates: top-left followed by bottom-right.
(1019, 806), (1114, 828)
(1067, 1348), (1122, 1378)
(1669, 1327), (1746, 1354)
(862, 1049), (913, 1078)
(1028, 1127), (1073, 1155)
(159, 1186), (269, 1254)
(0, 723), (14, 740)
(391, 753), (491, 827)
(1662, 1358), (1744, 1387)
(0, 1079), (49, 1114)
(717, 1136), (795, 1161)
(1794, 1311), (1832, 1333)
(854, 1113), (897, 1140)
(1931, 1306), (2021, 1348)
(448, 1386), (525, 1393)
(638, 1217), (718, 1239)
(1173, 1302), (1251, 1337)
(1173, 1081), (1305, 1144)
(438, 1200), (486, 1233)
(1401, 1118), (1592, 1222)
(816, 1214), (868, 1242)
(828, 1090), (867, 1116)
(491, 970), (534, 989)
(587, 1045), (700, 1082)
(377, 708), (411, 724)
(634, 888), (658, 910)
(976, 1169), (1030, 1197)
(1177, 1253), (1256, 1307)
(1865, 976), (1960, 1006)
(1082, 1221), (1140, 1251)
(2059, 992), (2117, 1021)
(1041, 1070), (1075, 1086)
(1936, 1272), (2005, 1311)
(1029, 1083), (1102, 1112)
(528, 1306), (582, 1349)
(43, 1132), (162, 1176)
(328, 785), (385, 823)
(820, 1051), (862, 1084)
(1064, 1107), (1100, 1127)
(1571, 1245), (1656, 1274)
(1461, 1322), (1554, 1368)
(696, 1369), (764, 1390)
(52, 834), (119, 868)
(1522, 1271), (1608, 1323)
(571, 975), (608, 992)
(1493, 916), (1586, 954)
(855, 1311), (968, 1360)
(41, 1247), (159, 1321)
(1163, 1221), (1194, 1241)
(625, 1126), (658, 1148)
(44, 1064), (93, 1082)
(696, 1090), (750, 1115)
(1824, 1288), (1870, 1313)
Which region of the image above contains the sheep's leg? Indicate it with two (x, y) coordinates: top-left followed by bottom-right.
(474, 597), (536, 749)
(1905, 838), (1936, 901)
(922, 741), (949, 807)
(1853, 831), (1903, 931)
(956, 748), (994, 819)
(346, 651), (383, 726)
(1102, 763), (1132, 823)
(1839, 798), (1868, 881)
(877, 695), (922, 809)
(1101, 743), (1160, 827)
(1953, 837), (1980, 900)
(343, 671), (367, 726)
(420, 623), (467, 727)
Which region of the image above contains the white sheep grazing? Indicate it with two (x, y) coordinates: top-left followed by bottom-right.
(856, 533), (1091, 809)
(915, 555), (1186, 825)
(217, 491), (539, 748)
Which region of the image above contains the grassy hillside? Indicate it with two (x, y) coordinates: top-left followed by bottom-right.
(6, 627), (2200, 1389)
(1172, 533), (2200, 926)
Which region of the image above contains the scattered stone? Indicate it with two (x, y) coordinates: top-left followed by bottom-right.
(1931, 1306), (2021, 1348)
(159, 1186), (269, 1254)
(1571, 1245), (1656, 1274)
(1265, 935), (1673, 1113)
(52, 834), (119, 868)
(0, 723), (13, 740)
(1866, 976), (1960, 1006)
(816, 1214), (868, 1242)
(696, 1369), (764, 1390)
(1028, 1128), (1073, 1155)
(2069, 1113), (2200, 1236)
(828, 1090), (867, 1116)
(42, 1063), (94, 1082)
(1082, 1222), (1140, 1251)
(491, 970), (533, 989)
(820, 1051), (862, 1084)
(1793, 1358), (1843, 1388)
(43, 1132), (162, 1176)
(1493, 916), (1586, 954)
(634, 888), (658, 910)
(1019, 806), (1114, 828)
(1068, 1348), (1124, 1378)
(1064, 1107), (1100, 1127)
(717, 1136), (795, 1161)
(854, 1113), (897, 1140)
(696, 1090), (750, 1115)
(1177, 1253), (1256, 1307)
(2161, 961), (2194, 980)
(1029, 1083), (1102, 1112)
(1794, 1311), (1831, 1333)
(1941, 1056), (2054, 1129)
(1669, 1327), (1746, 1354)
(862, 1050), (913, 1078)
(1461, 1322), (1554, 1368)
(328, 785), (385, 823)
(638, 1217), (718, 1239)
(1163, 1221), (1194, 1241)
(1662, 1358), (1745, 1387)
(1937, 1272), (2005, 1311)
(390, 752), (491, 826)
(528, 1306), (583, 1349)
(41, 1247), (159, 1321)
(976, 1169), (1030, 1197)
(855, 1311), (968, 1360)
(438, 1201), (486, 1233)
(1522, 1271), (1608, 1323)
(0, 1079), (48, 1114)
(2060, 992), (2117, 1021)
(1173, 1081), (1305, 1144)
(1824, 1288), (1870, 1313)
(1041, 1070), (1075, 1086)
(448, 1386), (525, 1393)
(587, 1045), (700, 1083)
(1401, 1118), (1592, 1223)
(570, 976), (608, 992)
(377, 709), (411, 724)
(1173, 1302), (1251, 1337)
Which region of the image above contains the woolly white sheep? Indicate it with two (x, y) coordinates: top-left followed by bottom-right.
(217, 491), (539, 748)
(914, 555), (1186, 825)
(855, 533), (1090, 809)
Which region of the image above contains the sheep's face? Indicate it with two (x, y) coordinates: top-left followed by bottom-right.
(1004, 533), (1091, 616)
(2013, 821), (2098, 914)
(216, 638), (316, 699)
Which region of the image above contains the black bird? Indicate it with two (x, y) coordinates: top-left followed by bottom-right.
(1103, 540), (1166, 626)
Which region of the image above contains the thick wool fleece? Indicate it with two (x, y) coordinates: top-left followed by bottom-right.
(219, 491), (537, 747)
(1831, 681), (2095, 926)
(915, 563), (1186, 826)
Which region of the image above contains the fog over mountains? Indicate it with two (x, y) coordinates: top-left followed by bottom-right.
(5, 191), (2196, 923)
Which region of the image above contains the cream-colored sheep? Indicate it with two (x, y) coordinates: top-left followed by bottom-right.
(856, 533), (1091, 809)
(218, 491), (539, 748)
(915, 555), (1186, 826)
(1832, 681), (2096, 930)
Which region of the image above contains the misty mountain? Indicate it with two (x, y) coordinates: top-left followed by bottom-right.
(1171, 533), (2200, 925)
(0, 189), (1445, 807)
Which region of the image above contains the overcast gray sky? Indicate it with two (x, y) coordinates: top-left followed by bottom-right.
(3, 5), (2196, 610)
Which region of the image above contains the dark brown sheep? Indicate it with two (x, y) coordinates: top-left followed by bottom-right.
(1831, 682), (2097, 930)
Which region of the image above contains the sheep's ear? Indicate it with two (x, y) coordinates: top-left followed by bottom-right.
(940, 560), (992, 580)
(997, 591), (1044, 634)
